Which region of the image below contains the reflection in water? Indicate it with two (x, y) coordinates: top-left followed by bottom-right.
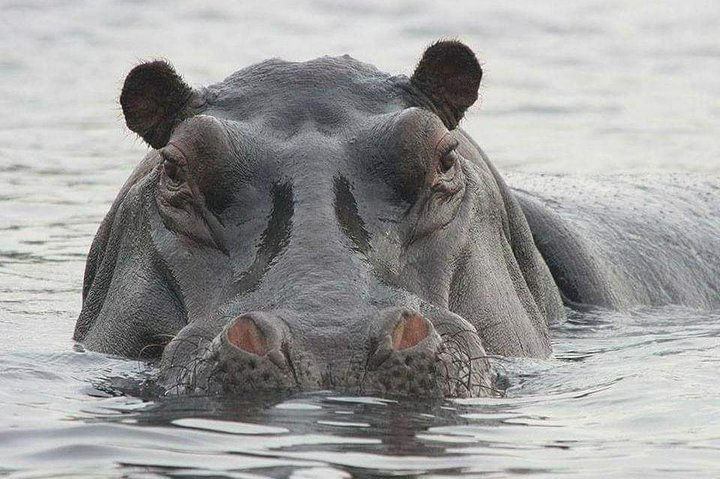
(1, 0), (719, 477)
(1, 307), (719, 477)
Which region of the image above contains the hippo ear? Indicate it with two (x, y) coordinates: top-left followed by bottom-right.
(410, 41), (482, 129)
(120, 61), (197, 149)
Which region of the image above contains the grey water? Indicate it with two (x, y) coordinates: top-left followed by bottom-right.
(1, 0), (719, 477)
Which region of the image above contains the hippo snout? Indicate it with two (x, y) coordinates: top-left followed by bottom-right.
(365, 309), (440, 369)
(224, 313), (290, 371)
(185, 312), (296, 395)
(159, 308), (494, 398)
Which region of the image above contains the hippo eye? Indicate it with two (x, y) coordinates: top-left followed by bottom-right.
(161, 156), (185, 189)
(436, 136), (460, 176)
(439, 149), (457, 174)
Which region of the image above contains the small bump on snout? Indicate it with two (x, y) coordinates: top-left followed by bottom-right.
(226, 317), (268, 356)
(391, 313), (430, 351)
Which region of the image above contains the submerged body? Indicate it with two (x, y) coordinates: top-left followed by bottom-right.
(510, 173), (720, 310)
(74, 42), (720, 397)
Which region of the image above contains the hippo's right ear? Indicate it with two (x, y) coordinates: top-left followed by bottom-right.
(411, 41), (482, 129)
(120, 61), (198, 149)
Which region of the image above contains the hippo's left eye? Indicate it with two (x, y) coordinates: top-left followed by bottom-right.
(439, 150), (457, 173)
(434, 136), (461, 184)
(161, 155), (186, 190)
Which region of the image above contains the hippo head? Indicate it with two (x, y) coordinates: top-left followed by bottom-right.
(74, 41), (564, 398)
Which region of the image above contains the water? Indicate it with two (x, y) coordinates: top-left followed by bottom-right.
(1, 0), (719, 477)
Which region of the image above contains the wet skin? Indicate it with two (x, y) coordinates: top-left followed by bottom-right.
(74, 41), (720, 398)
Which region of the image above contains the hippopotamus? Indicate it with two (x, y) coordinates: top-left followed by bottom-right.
(74, 41), (720, 398)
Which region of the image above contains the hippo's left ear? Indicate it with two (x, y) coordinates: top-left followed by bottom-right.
(411, 41), (482, 129)
(120, 60), (200, 149)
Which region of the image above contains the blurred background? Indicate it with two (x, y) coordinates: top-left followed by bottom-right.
(1, 0), (718, 178)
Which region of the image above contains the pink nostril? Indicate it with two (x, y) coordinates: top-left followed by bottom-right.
(227, 317), (268, 356)
(391, 313), (430, 351)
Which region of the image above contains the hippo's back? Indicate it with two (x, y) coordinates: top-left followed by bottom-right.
(508, 173), (720, 310)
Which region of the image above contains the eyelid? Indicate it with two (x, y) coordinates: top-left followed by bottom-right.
(160, 151), (181, 165)
(434, 133), (460, 157)
(160, 143), (190, 165)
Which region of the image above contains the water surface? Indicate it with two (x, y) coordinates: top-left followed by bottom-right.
(1, 1), (719, 477)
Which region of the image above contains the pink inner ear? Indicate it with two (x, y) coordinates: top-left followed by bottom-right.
(227, 317), (268, 356)
(392, 314), (429, 351)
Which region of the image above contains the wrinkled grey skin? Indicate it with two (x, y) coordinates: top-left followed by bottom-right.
(510, 173), (720, 310)
(74, 42), (719, 398)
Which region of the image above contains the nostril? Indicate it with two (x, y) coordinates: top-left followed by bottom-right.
(391, 313), (430, 351)
(227, 317), (268, 356)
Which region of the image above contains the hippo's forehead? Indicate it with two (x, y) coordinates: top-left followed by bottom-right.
(203, 56), (411, 133)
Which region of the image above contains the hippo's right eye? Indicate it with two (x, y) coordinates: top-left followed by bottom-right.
(161, 156), (186, 189)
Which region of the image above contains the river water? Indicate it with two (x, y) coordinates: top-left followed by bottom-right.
(1, 1), (719, 477)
